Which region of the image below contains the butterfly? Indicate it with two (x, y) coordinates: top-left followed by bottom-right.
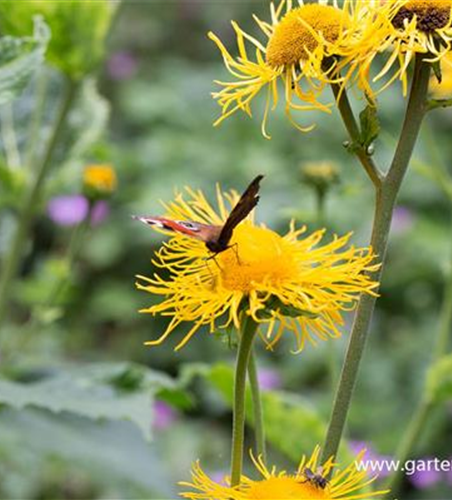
(133, 174), (264, 255)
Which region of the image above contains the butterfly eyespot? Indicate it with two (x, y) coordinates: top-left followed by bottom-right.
(179, 221), (200, 231)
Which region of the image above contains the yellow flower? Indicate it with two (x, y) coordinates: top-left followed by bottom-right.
(179, 447), (389, 500)
(364, 0), (452, 95)
(136, 184), (379, 351)
(430, 52), (452, 98)
(208, 0), (377, 138)
(83, 164), (117, 196)
(300, 161), (340, 193)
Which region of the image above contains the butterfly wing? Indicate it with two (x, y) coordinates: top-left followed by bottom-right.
(215, 174), (264, 250)
(133, 215), (222, 242)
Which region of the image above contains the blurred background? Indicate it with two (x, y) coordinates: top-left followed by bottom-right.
(0, 1), (452, 498)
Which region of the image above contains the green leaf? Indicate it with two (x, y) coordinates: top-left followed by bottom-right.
(0, 0), (116, 80)
(0, 362), (177, 440)
(257, 295), (319, 320)
(206, 363), (327, 462)
(432, 60), (442, 83)
(67, 78), (110, 161)
(0, 16), (49, 105)
(426, 354), (452, 404)
(0, 408), (175, 497)
(359, 105), (380, 149)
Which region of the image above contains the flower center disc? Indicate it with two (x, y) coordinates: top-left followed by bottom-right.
(266, 5), (346, 68)
(247, 476), (330, 499)
(217, 224), (295, 293)
(392, 0), (451, 32)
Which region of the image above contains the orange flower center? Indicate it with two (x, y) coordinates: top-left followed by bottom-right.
(266, 5), (347, 68)
(245, 476), (330, 499)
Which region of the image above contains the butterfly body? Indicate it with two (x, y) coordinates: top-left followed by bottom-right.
(134, 175), (264, 255)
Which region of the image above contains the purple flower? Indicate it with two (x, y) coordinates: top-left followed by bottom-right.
(107, 51), (137, 80)
(445, 460), (452, 485)
(153, 400), (178, 430)
(348, 441), (393, 478)
(409, 460), (442, 490)
(391, 206), (414, 234)
(47, 195), (88, 227)
(257, 368), (282, 391)
(47, 195), (109, 227)
(210, 471), (228, 486)
(91, 200), (109, 225)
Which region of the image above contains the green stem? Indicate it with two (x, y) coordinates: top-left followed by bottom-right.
(321, 55), (431, 464)
(0, 78), (78, 330)
(435, 219), (452, 359)
(231, 315), (259, 487)
(330, 84), (383, 188)
(315, 188), (326, 227)
(45, 201), (93, 308)
(25, 69), (48, 168)
(247, 348), (266, 462)
(426, 98), (452, 112)
(387, 210), (452, 493)
(387, 399), (433, 492)
(1, 102), (21, 169)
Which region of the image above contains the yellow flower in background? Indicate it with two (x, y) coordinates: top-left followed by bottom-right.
(179, 447), (389, 500)
(208, 0), (379, 137)
(83, 164), (117, 197)
(430, 52), (452, 99)
(300, 161), (340, 193)
(365, 0), (452, 95)
(136, 184), (379, 351)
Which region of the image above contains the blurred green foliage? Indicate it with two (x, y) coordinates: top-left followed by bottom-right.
(0, 1), (451, 499)
(0, 0), (115, 80)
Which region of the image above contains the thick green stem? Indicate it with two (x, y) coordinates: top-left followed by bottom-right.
(321, 55), (431, 464)
(231, 316), (259, 487)
(0, 79), (78, 329)
(247, 348), (266, 462)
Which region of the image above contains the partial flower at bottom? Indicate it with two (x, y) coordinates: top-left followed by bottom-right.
(179, 447), (389, 500)
(136, 184), (379, 351)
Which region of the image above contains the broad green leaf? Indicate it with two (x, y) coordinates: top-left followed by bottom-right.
(206, 363), (326, 462)
(0, 16), (49, 105)
(426, 354), (452, 404)
(0, 408), (175, 498)
(0, 0), (116, 80)
(0, 362), (177, 440)
(359, 105), (380, 149)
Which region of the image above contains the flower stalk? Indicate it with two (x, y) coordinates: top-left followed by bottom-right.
(231, 315), (259, 486)
(322, 54), (431, 464)
(0, 78), (79, 331)
(247, 348), (266, 462)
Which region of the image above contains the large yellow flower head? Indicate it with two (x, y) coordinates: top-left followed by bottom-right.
(179, 447), (389, 500)
(208, 0), (379, 138)
(366, 0), (452, 95)
(136, 184), (379, 351)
